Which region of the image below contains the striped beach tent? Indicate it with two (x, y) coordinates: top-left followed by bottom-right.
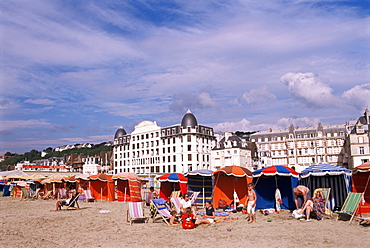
(299, 164), (352, 210)
(185, 169), (213, 208)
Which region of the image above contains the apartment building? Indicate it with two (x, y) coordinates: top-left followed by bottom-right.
(250, 123), (346, 172)
(211, 132), (253, 171)
(345, 109), (370, 169)
(113, 110), (216, 175)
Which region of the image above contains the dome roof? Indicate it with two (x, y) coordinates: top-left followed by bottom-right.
(114, 126), (127, 139)
(181, 110), (198, 128)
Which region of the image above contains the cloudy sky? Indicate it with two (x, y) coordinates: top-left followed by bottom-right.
(1, 0), (369, 155)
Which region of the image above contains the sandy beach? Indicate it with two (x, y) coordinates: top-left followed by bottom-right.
(1, 197), (369, 248)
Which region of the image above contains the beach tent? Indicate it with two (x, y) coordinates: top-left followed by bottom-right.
(213, 166), (252, 208)
(184, 169), (213, 208)
(299, 164), (352, 210)
(352, 162), (370, 214)
(89, 173), (115, 201)
(253, 166), (299, 210)
(112, 173), (142, 202)
(157, 173), (188, 201)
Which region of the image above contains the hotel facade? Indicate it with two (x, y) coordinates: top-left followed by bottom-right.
(113, 110), (215, 175)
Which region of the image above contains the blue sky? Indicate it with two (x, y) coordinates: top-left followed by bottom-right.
(1, 0), (369, 155)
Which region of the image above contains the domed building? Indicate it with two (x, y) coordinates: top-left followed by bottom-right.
(113, 110), (215, 175)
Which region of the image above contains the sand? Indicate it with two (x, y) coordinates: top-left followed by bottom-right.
(1, 197), (369, 248)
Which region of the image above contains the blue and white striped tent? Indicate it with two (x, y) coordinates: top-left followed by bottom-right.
(184, 169), (213, 208)
(299, 164), (352, 210)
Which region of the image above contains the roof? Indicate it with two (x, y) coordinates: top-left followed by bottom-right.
(114, 126), (127, 139)
(181, 110), (198, 128)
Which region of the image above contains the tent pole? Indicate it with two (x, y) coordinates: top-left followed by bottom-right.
(124, 186), (127, 203)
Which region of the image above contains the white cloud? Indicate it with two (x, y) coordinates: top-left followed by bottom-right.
(170, 91), (218, 113)
(25, 98), (55, 105)
(280, 72), (341, 108)
(342, 84), (370, 111)
(242, 86), (276, 104)
(0, 119), (51, 131)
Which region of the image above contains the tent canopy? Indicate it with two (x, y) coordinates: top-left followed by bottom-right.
(213, 166), (252, 208)
(253, 166), (298, 210)
(352, 162), (370, 213)
(185, 169), (213, 207)
(300, 164), (351, 178)
(89, 173), (115, 201)
(157, 173), (188, 201)
(299, 164), (352, 209)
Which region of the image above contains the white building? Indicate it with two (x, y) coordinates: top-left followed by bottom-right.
(250, 123), (346, 172)
(345, 109), (370, 169)
(83, 156), (100, 175)
(113, 110), (215, 175)
(211, 132), (253, 171)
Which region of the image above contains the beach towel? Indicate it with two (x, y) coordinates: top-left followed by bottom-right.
(197, 211), (230, 217)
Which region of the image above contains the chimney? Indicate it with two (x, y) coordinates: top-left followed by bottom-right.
(365, 108), (369, 125)
(269, 128), (272, 132)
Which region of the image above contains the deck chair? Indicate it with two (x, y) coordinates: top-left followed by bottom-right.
(42, 190), (53, 200)
(57, 188), (67, 199)
(126, 202), (148, 225)
(313, 188), (332, 217)
(191, 192), (200, 209)
(170, 190), (181, 199)
(335, 192), (363, 224)
(31, 188), (40, 199)
(151, 198), (172, 225)
(83, 189), (96, 202)
(170, 197), (182, 213)
(21, 188), (29, 199)
(63, 193), (81, 210)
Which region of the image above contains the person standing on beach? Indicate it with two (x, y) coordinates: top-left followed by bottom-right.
(293, 185), (311, 210)
(245, 183), (257, 223)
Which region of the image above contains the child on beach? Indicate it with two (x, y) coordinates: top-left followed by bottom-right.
(170, 210), (182, 227)
(245, 183), (257, 223)
(181, 207), (195, 229)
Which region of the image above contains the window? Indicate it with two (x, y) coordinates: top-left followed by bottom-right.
(188, 145), (191, 151)
(187, 135), (191, 142)
(359, 147), (365, 155)
(188, 154), (192, 161)
(358, 137), (364, 143)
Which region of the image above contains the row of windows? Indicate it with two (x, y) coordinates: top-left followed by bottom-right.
(114, 163), (211, 174)
(252, 131), (345, 142)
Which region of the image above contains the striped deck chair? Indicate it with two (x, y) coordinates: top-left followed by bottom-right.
(170, 190), (181, 199)
(191, 192), (200, 210)
(42, 191), (53, 200)
(64, 193), (81, 210)
(335, 192), (363, 224)
(127, 202), (148, 225)
(151, 198), (172, 225)
(21, 188), (29, 199)
(170, 197), (182, 213)
(83, 189), (96, 202)
(313, 188), (332, 217)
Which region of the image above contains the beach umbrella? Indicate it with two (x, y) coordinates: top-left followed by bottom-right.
(185, 169), (213, 208)
(157, 173), (188, 201)
(112, 172), (141, 181)
(213, 166), (252, 208)
(299, 164), (352, 209)
(352, 161), (370, 213)
(252, 166), (298, 211)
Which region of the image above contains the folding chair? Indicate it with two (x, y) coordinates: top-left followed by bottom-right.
(21, 188), (29, 199)
(170, 190), (181, 199)
(191, 192), (200, 210)
(42, 191), (53, 200)
(150, 198), (172, 225)
(170, 197), (182, 213)
(83, 189), (96, 202)
(313, 188), (332, 217)
(126, 202), (148, 225)
(31, 188), (40, 199)
(65, 193), (81, 210)
(335, 192), (363, 224)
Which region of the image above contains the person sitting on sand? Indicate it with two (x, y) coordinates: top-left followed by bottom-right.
(195, 201), (216, 225)
(298, 190), (325, 221)
(170, 210), (182, 227)
(245, 183), (257, 223)
(180, 194), (196, 216)
(293, 185), (311, 210)
(181, 207), (195, 229)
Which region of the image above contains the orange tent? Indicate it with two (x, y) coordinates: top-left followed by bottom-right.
(213, 166), (253, 208)
(112, 173), (142, 202)
(352, 162), (370, 214)
(89, 173), (115, 201)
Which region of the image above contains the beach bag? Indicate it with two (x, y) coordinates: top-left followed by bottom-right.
(181, 213), (195, 229)
(292, 209), (303, 219)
